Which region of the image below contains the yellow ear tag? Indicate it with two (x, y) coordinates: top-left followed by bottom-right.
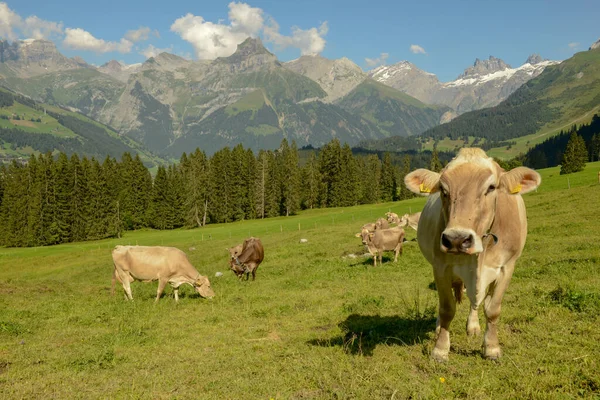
(510, 184), (522, 194)
(419, 183), (431, 193)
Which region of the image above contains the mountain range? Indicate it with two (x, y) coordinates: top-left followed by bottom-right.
(1, 35), (593, 162)
(0, 38), (450, 157)
(369, 55), (560, 115)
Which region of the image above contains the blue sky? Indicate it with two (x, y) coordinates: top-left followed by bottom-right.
(2, 0), (599, 82)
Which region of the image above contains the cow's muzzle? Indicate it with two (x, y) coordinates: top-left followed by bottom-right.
(440, 228), (482, 254)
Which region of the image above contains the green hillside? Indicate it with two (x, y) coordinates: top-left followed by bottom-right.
(420, 48), (600, 157)
(337, 79), (450, 138)
(0, 89), (165, 166)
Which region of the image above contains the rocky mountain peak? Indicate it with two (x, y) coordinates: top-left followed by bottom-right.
(100, 60), (124, 72)
(590, 38), (600, 50)
(217, 37), (277, 73)
(526, 54), (544, 65)
(458, 56), (511, 79)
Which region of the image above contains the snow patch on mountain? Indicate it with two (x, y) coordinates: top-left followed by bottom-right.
(444, 60), (559, 88)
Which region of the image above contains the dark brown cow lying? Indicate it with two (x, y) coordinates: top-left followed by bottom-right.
(228, 237), (264, 281)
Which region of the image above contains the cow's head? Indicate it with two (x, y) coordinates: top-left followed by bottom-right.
(194, 276), (215, 298)
(399, 214), (409, 227)
(405, 148), (541, 255)
(358, 228), (373, 245)
(227, 244), (243, 260)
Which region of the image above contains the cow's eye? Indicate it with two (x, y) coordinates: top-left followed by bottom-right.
(486, 185), (496, 195)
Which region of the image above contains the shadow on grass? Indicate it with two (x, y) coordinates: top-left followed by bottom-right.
(308, 313), (436, 356)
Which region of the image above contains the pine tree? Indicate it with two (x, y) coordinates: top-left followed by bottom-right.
(244, 148), (257, 219)
(300, 152), (321, 209)
(71, 156), (90, 242)
(339, 144), (360, 206)
(430, 144), (443, 172)
(148, 166), (170, 229)
(255, 150), (269, 218)
(184, 149), (209, 227)
(380, 153), (396, 202)
(264, 150), (280, 217)
(86, 158), (112, 240)
(280, 139), (300, 216)
(53, 152), (73, 243)
(230, 144), (248, 221)
(561, 131), (587, 175)
(38, 153), (59, 246)
(319, 139), (342, 207)
(590, 133), (600, 162)
(360, 154), (381, 204)
(397, 155), (414, 200)
(208, 148), (232, 223)
(102, 156), (123, 238)
(0, 161), (29, 246)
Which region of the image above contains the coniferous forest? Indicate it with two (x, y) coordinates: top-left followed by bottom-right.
(0, 138), (423, 247)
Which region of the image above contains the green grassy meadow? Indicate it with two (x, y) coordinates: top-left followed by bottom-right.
(1, 162), (599, 398)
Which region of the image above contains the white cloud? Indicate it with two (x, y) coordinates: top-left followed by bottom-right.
(0, 2), (21, 40)
(568, 42), (579, 49)
(171, 2), (328, 59)
(365, 52), (389, 67)
(22, 16), (63, 40)
(125, 26), (151, 43)
(140, 44), (173, 59)
(63, 28), (133, 53)
(410, 44), (426, 54)
(264, 18), (328, 55)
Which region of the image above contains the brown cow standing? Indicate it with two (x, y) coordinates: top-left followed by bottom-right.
(362, 226), (405, 267)
(229, 237), (264, 281)
(404, 148), (541, 361)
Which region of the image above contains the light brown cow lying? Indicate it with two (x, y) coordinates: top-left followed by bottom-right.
(399, 212), (422, 232)
(362, 226), (405, 267)
(385, 212), (400, 224)
(228, 237), (264, 281)
(111, 245), (215, 302)
(405, 148), (541, 362)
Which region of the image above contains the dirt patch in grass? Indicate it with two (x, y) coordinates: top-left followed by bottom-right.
(10, 120), (37, 128)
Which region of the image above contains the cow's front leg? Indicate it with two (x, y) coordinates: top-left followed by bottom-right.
(482, 262), (515, 359)
(173, 287), (179, 302)
(466, 304), (481, 336)
(155, 279), (168, 302)
(432, 266), (456, 362)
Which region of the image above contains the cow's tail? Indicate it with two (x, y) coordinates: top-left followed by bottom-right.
(452, 281), (464, 304)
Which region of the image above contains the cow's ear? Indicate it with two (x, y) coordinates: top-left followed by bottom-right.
(404, 169), (440, 196)
(354, 233), (362, 238)
(500, 167), (541, 195)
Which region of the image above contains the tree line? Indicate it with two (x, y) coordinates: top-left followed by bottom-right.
(0, 138), (422, 247)
(520, 114), (600, 171)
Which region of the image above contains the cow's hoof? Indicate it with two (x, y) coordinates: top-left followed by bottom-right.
(467, 325), (481, 336)
(483, 346), (502, 360)
(431, 348), (449, 363)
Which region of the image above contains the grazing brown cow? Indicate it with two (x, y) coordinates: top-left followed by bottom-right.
(111, 245), (215, 302)
(404, 148), (541, 361)
(229, 237), (264, 281)
(399, 212), (422, 232)
(362, 226), (405, 267)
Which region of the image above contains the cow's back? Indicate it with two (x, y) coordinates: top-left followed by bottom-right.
(373, 227), (404, 250)
(112, 246), (192, 281)
(239, 238), (264, 264)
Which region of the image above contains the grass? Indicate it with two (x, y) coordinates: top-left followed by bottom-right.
(0, 162), (599, 398)
(0, 102), (76, 137)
